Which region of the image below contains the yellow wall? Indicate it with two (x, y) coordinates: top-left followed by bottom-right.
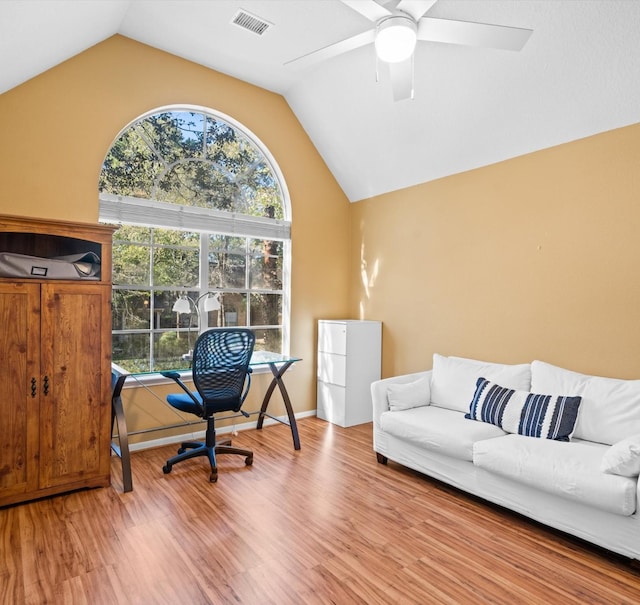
(3, 33), (640, 444)
(0, 35), (351, 438)
(351, 123), (640, 380)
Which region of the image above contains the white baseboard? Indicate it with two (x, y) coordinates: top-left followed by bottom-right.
(128, 410), (317, 452)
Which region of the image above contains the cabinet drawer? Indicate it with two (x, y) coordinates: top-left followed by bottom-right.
(318, 321), (347, 355)
(317, 381), (346, 426)
(317, 351), (346, 386)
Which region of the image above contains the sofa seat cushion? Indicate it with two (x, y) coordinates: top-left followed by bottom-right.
(380, 406), (507, 461)
(473, 434), (637, 516)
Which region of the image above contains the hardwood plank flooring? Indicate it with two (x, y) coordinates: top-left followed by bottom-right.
(1, 417), (639, 604)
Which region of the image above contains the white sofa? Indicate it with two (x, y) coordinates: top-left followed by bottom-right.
(371, 354), (640, 561)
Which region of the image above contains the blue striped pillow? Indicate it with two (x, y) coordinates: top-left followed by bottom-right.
(466, 377), (582, 441)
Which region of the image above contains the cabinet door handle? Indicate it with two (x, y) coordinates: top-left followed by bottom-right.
(31, 377), (37, 398)
(43, 375), (49, 395)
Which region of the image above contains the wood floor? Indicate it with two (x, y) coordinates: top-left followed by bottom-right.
(1, 417), (639, 604)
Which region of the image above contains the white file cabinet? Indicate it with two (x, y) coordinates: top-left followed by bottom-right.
(317, 319), (382, 427)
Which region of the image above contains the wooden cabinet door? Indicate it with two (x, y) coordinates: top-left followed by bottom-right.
(0, 283), (40, 502)
(39, 283), (111, 489)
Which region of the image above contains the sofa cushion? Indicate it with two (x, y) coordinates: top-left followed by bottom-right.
(387, 374), (431, 411)
(531, 360), (640, 445)
(473, 434), (637, 516)
(601, 434), (640, 477)
(466, 377), (581, 441)
(430, 354), (531, 413)
(380, 406), (506, 461)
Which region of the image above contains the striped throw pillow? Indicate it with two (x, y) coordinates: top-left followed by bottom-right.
(466, 377), (582, 441)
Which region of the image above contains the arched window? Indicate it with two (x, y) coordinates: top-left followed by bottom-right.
(99, 107), (291, 373)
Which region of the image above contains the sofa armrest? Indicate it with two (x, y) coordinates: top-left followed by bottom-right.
(371, 370), (432, 426)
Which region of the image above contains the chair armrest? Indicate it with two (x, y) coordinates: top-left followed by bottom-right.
(160, 370), (181, 381)
(371, 370), (432, 426)
(160, 370), (202, 407)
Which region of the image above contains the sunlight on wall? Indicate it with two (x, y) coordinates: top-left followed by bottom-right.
(358, 229), (380, 319)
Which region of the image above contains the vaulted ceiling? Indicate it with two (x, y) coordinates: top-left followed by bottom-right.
(2, 1), (639, 202)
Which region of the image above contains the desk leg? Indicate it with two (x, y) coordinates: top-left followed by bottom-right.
(111, 390), (133, 493)
(256, 361), (301, 450)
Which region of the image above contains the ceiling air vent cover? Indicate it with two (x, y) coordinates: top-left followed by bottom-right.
(231, 10), (272, 36)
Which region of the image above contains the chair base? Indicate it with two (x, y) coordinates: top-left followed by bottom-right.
(163, 439), (253, 483)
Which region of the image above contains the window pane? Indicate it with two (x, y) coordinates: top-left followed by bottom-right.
(173, 111), (205, 160)
(114, 225), (151, 244)
(249, 239), (282, 290)
(219, 292), (247, 327)
(99, 126), (163, 198)
(208, 235), (246, 288)
(112, 333), (151, 373)
(137, 115), (191, 165)
(250, 293), (282, 326)
(209, 234), (245, 253)
(153, 245), (199, 287)
(153, 228), (199, 247)
(202, 307), (222, 330)
(112, 290), (150, 330)
(253, 328), (282, 353)
(154, 290), (200, 330)
(113, 242), (150, 285)
(156, 162), (235, 210)
(154, 331), (193, 372)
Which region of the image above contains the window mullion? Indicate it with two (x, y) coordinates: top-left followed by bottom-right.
(245, 238), (251, 328)
(200, 233), (209, 331)
(149, 229), (156, 370)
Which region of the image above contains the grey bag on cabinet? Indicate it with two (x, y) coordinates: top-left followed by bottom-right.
(0, 251), (100, 280)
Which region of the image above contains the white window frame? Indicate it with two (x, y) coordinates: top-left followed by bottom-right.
(99, 105), (292, 372)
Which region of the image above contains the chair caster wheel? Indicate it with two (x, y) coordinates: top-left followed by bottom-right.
(245, 454), (253, 466)
(209, 471), (218, 483)
(163, 464), (172, 474)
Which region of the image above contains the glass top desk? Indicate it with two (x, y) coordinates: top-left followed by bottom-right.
(111, 352), (302, 492)
(111, 351), (301, 450)
(246, 351), (302, 451)
(176, 350), (301, 449)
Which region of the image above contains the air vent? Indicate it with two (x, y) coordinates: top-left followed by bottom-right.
(231, 10), (272, 36)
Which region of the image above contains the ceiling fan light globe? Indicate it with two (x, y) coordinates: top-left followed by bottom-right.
(375, 16), (417, 63)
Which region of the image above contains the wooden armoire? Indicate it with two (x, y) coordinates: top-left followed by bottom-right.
(0, 214), (116, 506)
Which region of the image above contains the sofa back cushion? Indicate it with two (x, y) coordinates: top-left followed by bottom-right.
(430, 354), (531, 413)
(531, 360), (640, 445)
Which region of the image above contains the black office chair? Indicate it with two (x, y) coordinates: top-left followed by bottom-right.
(160, 328), (256, 482)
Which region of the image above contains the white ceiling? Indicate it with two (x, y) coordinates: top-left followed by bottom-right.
(2, 0), (640, 202)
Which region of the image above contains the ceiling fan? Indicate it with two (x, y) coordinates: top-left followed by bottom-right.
(285, 0), (533, 101)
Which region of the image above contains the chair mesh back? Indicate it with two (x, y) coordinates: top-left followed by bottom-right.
(192, 328), (256, 414)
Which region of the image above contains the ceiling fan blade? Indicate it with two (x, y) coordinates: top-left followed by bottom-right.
(396, 0), (437, 21)
(388, 57), (414, 101)
(418, 17), (533, 51)
(340, 0), (391, 22)
(285, 29), (376, 70)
